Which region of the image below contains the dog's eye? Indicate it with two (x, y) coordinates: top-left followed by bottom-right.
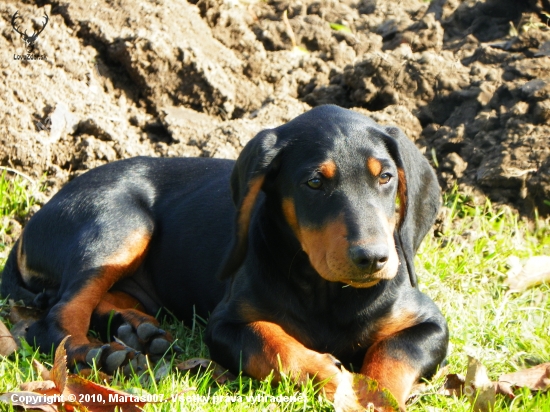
(379, 173), (392, 185)
(307, 177), (323, 189)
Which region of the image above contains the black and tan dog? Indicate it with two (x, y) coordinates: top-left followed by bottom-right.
(1, 105), (448, 410)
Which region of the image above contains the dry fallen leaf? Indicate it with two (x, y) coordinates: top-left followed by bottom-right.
(440, 373), (466, 397)
(33, 359), (52, 381)
(332, 370), (400, 412)
(65, 374), (147, 412)
(51, 336), (69, 393)
(9, 320), (34, 347)
(8, 304), (44, 324)
(0, 319), (17, 356)
(0, 335), (163, 412)
(464, 356), (496, 412)
(7, 304), (43, 349)
(19, 380), (57, 395)
(352, 374), (400, 412)
(0, 391), (58, 412)
(496, 363), (550, 398)
(505, 256), (550, 293)
(176, 357), (236, 384)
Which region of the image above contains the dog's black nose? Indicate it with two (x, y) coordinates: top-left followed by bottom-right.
(349, 244), (389, 273)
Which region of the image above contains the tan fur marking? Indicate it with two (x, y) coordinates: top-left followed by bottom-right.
(361, 342), (418, 409)
(319, 160), (337, 179)
(96, 291), (145, 313)
(372, 310), (420, 342)
(292, 211), (398, 286)
(245, 321), (342, 396)
(397, 167), (407, 226)
(299, 216), (349, 283)
(282, 198), (301, 240)
(94, 292), (161, 332)
(17, 235), (43, 284)
(237, 176), (265, 242)
(59, 230), (151, 345)
(367, 157), (383, 177)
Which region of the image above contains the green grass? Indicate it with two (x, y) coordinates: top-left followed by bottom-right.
(1, 174), (549, 411)
(409, 187), (550, 411)
(0, 168), (39, 272)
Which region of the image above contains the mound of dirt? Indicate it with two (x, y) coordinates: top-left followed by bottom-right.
(1, 0), (549, 216)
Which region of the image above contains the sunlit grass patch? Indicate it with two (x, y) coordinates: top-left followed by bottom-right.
(0, 168), (41, 272)
(412, 187), (550, 410)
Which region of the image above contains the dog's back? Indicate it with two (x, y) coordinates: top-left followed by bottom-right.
(1, 156), (235, 321)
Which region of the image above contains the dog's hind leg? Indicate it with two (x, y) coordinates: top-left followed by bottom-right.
(88, 291), (177, 374)
(24, 229), (157, 373)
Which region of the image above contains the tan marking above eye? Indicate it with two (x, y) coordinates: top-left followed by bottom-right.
(367, 157), (383, 177)
(319, 160), (337, 179)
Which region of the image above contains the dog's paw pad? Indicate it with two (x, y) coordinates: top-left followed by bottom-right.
(122, 357), (143, 375)
(136, 323), (161, 341)
(105, 348), (132, 373)
(149, 337), (171, 355)
(136, 353), (148, 369)
(85, 346), (105, 365)
(117, 323), (143, 351)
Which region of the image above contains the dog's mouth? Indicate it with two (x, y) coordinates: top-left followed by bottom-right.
(337, 262), (400, 288)
(342, 278), (381, 288)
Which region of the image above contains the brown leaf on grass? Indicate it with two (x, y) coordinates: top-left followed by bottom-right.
(0, 319), (17, 356)
(331, 370), (363, 412)
(505, 256), (550, 293)
(333, 371), (399, 412)
(33, 359), (52, 381)
(9, 320), (35, 347)
(440, 373), (466, 397)
(0, 391), (58, 412)
(464, 356), (496, 412)
(64, 374), (147, 412)
(496, 363), (550, 398)
(8, 304), (44, 324)
(0, 335), (162, 412)
(352, 373), (400, 412)
(6, 304), (43, 349)
(19, 380), (57, 395)
(51, 336), (69, 392)
(177, 357), (236, 384)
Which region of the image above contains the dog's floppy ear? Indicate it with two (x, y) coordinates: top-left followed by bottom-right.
(383, 126), (441, 287)
(218, 129), (285, 280)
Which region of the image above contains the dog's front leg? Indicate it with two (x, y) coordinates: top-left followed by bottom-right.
(206, 320), (359, 408)
(360, 321), (448, 411)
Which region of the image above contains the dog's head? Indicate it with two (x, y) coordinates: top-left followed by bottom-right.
(219, 105), (440, 287)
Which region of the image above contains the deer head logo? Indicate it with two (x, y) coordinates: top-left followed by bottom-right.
(11, 11), (49, 53)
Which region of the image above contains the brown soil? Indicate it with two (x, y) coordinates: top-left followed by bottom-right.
(1, 0), (549, 218)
